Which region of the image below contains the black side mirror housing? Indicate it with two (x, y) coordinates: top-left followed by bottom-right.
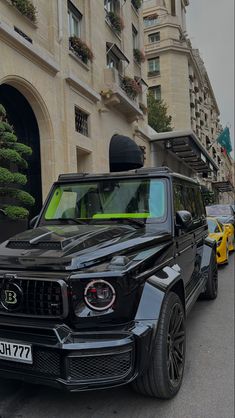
(176, 210), (193, 231)
(29, 215), (39, 229)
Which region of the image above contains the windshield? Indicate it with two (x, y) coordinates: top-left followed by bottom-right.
(43, 178), (166, 223)
(206, 205), (232, 216)
(207, 219), (220, 233)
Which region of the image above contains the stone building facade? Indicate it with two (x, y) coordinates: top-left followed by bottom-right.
(143, 0), (234, 203)
(0, 0), (150, 212)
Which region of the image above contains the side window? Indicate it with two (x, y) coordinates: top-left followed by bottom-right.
(173, 183), (185, 213)
(194, 187), (206, 218)
(184, 187), (197, 219)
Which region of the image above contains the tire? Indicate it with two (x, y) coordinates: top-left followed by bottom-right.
(203, 248), (218, 299)
(225, 242), (229, 265)
(132, 292), (186, 399)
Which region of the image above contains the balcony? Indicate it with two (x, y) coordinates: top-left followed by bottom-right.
(101, 68), (143, 122)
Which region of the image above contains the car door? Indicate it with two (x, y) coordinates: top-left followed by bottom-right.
(173, 182), (196, 294)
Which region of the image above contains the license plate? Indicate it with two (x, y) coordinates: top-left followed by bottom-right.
(0, 340), (32, 364)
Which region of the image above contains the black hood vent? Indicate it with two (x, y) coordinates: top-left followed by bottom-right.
(7, 241), (62, 250)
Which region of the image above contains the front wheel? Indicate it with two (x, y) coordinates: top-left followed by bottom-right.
(203, 248), (218, 299)
(132, 292), (185, 399)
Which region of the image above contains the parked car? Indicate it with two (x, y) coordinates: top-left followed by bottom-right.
(206, 204), (235, 226)
(0, 168), (218, 399)
(207, 217), (234, 264)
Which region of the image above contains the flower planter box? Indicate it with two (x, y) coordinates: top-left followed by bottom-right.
(0, 218), (28, 243)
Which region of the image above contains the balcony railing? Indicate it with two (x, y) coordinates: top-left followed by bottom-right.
(101, 68), (143, 122)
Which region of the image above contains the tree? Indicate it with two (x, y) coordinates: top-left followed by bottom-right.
(147, 92), (172, 132)
(0, 104), (35, 220)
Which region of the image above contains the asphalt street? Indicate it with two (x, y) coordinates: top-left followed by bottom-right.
(0, 256), (234, 418)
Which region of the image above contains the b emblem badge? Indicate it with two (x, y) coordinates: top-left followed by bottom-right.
(4, 290), (17, 304)
(0, 282), (23, 311)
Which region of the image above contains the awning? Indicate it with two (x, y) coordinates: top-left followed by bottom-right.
(109, 134), (144, 172)
(149, 130), (219, 174)
(106, 42), (129, 63)
(212, 181), (234, 193)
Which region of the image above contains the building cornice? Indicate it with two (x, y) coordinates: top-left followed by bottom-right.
(0, 20), (59, 75)
(66, 72), (101, 103)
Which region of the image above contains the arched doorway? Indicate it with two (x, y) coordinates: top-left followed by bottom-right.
(0, 84), (42, 216)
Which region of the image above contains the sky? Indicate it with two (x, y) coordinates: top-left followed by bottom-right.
(186, 0), (234, 158)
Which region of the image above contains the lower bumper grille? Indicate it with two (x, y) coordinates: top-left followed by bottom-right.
(0, 348), (61, 376)
(0, 348), (134, 383)
(68, 350), (133, 381)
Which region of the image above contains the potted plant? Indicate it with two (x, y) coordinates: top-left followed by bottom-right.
(0, 104), (35, 243)
(120, 76), (142, 99)
(69, 36), (94, 64)
(11, 0), (37, 23)
(133, 49), (145, 64)
(106, 11), (124, 33)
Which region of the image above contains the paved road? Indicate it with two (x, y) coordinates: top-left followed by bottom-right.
(0, 257), (234, 418)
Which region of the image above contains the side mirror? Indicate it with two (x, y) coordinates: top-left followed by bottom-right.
(176, 210), (193, 230)
(29, 215), (39, 229)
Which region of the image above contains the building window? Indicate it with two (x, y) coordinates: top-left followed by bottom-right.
(149, 85), (161, 101)
(132, 25), (138, 49)
(104, 0), (120, 14)
(144, 14), (158, 27)
(68, 1), (82, 37)
(171, 0), (176, 16)
(75, 107), (89, 137)
(148, 32), (160, 43)
(106, 49), (121, 71)
(148, 57), (160, 76)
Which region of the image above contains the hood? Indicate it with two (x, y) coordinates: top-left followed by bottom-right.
(0, 224), (172, 271)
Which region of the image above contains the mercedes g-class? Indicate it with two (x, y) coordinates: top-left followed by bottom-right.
(0, 167), (218, 399)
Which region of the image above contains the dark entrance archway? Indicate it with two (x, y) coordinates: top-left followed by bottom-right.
(0, 84), (42, 217)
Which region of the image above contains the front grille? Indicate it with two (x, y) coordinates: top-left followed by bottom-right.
(0, 278), (65, 318)
(68, 350), (133, 381)
(0, 348), (61, 376)
(7, 241), (62, 250)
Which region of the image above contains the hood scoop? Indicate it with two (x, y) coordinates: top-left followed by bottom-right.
(7, 240), (63, 251)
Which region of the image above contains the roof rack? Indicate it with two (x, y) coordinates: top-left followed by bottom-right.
(135, 166), (173, 173)
(58, 173), (89, 181)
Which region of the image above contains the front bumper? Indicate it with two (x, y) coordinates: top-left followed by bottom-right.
(0, 319), (154, 391)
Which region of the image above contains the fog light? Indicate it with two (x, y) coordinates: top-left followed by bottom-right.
(84, 280), (116, 311)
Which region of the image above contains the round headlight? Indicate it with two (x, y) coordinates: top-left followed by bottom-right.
(84, 280), (116, 311)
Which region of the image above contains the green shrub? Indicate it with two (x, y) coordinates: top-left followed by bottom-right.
(1, 132), (17, 143)
(13, 172), (27, 185)
(0, 104), (34, 220)
(13, 142), (32, 156)
(4, 206), (29, 220)
(0, 148), (28, 168)
(0, 105), (6, 118)
(0, 121), (14, 133)
(0, 167), (14, 184)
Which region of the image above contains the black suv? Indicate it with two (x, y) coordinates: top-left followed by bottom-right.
(0, 167), (218, 399)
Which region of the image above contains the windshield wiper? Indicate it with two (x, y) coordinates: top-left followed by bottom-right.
(56, 218), (87, 225)
(109, 218), (145, 228)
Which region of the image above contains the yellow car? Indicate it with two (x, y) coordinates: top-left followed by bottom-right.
(207, 217), (234, 264)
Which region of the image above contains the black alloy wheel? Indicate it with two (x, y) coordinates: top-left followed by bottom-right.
(132, 292), (186, 399)
(167, 302), (185, 387)
(203, 249), (218, 300)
